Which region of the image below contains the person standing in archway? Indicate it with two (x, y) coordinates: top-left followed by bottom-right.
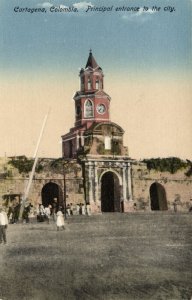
(44, 205), (51, 224)
(70, 203), (74, 215)
(66, 204), (71, 216)
(52, 200), (57, 221)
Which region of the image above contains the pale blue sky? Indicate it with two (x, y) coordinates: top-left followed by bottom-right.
(0, 0), (192, 159)
(1, 0), (191, 77)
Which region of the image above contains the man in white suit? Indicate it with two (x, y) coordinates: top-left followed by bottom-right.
(0, 207), (9, 244)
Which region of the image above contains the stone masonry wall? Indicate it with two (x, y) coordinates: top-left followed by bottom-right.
(1, 157), (192, 213)
(0, 158), (84, 213)
(131, 162), (192, 212)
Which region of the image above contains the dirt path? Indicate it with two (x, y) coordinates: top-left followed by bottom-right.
(0, 213), (192, 300)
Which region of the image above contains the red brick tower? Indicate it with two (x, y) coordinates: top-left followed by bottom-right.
(62, 51), (112, 158)
(74, 50), (111, 128)
(62, 51), (132, 213)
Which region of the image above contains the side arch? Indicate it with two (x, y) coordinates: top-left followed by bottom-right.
(150, 182), (168, 211)
(41, 182), (63, 208)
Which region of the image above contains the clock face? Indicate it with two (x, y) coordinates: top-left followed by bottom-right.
(97, 104), (106, 114)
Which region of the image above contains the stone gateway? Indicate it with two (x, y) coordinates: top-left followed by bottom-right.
(62, 51), (132, 213)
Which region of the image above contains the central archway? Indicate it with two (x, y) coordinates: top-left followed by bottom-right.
(101, 171), (121, 212)
(150, 182), (168, 211)
(41, 182), (63, 208)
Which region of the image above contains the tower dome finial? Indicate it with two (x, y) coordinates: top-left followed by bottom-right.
(85, 50), (99, 69)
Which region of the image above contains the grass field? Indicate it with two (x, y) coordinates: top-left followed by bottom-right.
(0, 213), (192, 300)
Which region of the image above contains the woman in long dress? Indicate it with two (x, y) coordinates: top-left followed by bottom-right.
(56, 210), (65, 231)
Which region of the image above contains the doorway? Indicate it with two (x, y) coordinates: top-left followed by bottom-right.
(41, 182), (63, 208)
(101, 172), (121, 212)
(150, 182), (168, 210)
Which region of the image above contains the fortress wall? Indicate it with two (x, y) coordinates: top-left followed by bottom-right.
(0, 158), (84, 210)
(1, 158), (192, 213)
(131, 162), (192, 211)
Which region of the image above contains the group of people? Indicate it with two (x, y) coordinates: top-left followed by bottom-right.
(37, 204), (65, 230)
(7, 202), (33, 224)
(0, 202), (66, 244)
(0, 200), (93, 244)
(66, 203), (91, 216)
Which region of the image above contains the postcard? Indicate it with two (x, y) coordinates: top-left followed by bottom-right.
(0, 1), (191, 299)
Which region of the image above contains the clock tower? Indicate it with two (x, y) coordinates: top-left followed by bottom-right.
(62, 50), (114, 159)
(62, 51), (133, 213)
(74, 50), (111, 128)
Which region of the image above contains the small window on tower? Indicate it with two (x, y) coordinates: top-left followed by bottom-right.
(104, 136), (111, 150)
(85, 99), (94, 118)
(81, 77), (84, 90)
(96, 77), (99, 90)
(76, 105), (81, 117)
(88, 77), (91, 90)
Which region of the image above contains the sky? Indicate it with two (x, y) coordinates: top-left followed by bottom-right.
(0, 0), (192, 160)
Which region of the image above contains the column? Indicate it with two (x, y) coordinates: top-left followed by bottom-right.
(94, 161), (98, 202)
(127, 162), (132, 201)
(81, 134), (84, 146)
(88, 162), (94, 203)
(122, 163), (127, 200)
(76, 134), (79, 149)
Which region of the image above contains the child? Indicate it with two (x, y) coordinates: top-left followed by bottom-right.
(56, 210), (65, 231)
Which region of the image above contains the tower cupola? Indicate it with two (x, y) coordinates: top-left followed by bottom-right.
(80, 50), (104, 92)
(74, 51), (110, 128)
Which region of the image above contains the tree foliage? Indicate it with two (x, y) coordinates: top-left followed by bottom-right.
(8, 156), (43, 174)
(185, 160), (192, 177)
(142, 157), (189, 174)
(50, 158), (81, 175)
